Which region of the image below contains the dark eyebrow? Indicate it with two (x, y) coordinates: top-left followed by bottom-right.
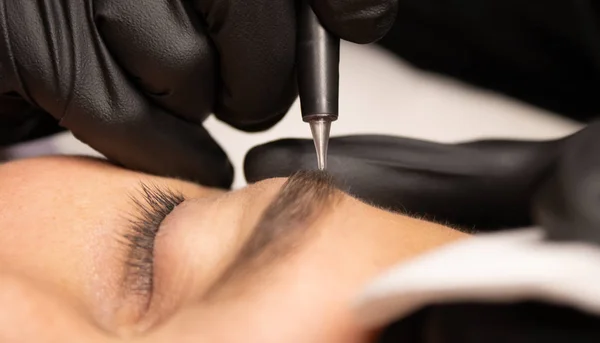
(203, 170), (339, 300)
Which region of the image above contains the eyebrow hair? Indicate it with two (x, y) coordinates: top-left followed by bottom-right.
(203, 170), (339, 300)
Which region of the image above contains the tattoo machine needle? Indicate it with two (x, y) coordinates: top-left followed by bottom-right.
(297, 0), (340, 171)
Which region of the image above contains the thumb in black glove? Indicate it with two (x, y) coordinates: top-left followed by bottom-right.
(244, 135), (564, 231)
(0, 0), (398, 187)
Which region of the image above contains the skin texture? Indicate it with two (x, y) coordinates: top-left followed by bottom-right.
(0, 156), (466, 343)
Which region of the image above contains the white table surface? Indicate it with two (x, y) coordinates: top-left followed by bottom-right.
(3, 42), (583, 189)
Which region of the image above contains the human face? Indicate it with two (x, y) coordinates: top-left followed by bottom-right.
(0, 156), (466, 343)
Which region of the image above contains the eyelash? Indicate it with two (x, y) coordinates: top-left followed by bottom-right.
(122, 182), (185, 297)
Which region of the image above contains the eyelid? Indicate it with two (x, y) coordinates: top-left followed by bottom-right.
(120, 183), (185, 311)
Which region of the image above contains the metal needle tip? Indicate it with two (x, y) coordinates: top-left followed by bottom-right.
(309, 119), (331, 170)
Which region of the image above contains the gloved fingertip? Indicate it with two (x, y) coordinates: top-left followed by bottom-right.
(217, 109), (287, 133)
(244, 139), (315, 183)
(312, 0), (399, 44)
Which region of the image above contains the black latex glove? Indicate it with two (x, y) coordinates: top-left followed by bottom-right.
(244, 135), (566, 231)
(534, 121), (600, 245)
(0, 0), (398, 187)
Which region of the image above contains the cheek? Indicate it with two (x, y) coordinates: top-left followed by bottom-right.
(0, 274), (107, 342)
(148, 250), (372, 343)
(148, 305), (369, 343)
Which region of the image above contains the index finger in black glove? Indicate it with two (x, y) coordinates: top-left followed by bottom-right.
(244, 135), (562, 230)
(311, 0), (399, 44)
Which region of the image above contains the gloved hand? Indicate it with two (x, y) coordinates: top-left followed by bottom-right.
(534, 121), (600, 245)
(244, 135), (567, 231)
(0, 0), (398, 188)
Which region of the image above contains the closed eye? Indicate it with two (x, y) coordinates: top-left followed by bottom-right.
(120, 182), (185, 307)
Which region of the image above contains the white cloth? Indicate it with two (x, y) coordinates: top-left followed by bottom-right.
(354, 229), (600, 328)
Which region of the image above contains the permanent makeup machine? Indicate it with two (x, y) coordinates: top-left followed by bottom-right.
(297, 0), (340, 171)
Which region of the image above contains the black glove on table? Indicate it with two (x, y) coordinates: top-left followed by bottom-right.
(0, 0), (398, 187)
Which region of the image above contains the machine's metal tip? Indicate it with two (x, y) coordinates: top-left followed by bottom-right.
(309, 119), (331, 170)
